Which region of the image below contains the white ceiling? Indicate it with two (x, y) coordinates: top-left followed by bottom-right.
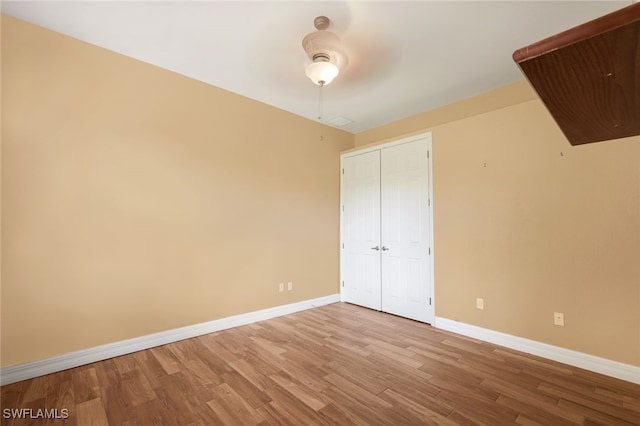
(2, 1), (631, 133)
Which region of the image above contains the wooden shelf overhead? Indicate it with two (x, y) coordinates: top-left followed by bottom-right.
(513, 3), (640, 145)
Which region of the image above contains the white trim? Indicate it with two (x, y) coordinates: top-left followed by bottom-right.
(435, 317), (640, 385)
(341, 132), (431, 158)
(427, 135), (435, 313)
(0, 294), (340, 386)
(340, 132), (435, 323)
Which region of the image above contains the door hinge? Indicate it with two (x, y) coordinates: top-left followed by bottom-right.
(342, 168), (344, 174)
(428, 198), (430, 207)
(342, 281), (345, 287)
(427, 150), (430, 159)
(342, 243), (344, 249)
(429, 297), (432, 306)
(428, 247), (431, 255)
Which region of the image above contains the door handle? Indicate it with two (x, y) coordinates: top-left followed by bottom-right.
(381, 246), (390, 251)
(371, 246), (380, 251)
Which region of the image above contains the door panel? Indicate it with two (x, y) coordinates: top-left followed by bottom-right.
(380, 139), (432, 323)
(341, 151), (381, 310)
(341, 135), (433, 324)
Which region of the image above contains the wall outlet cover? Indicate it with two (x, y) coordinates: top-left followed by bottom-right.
(554, 312), (565, 326)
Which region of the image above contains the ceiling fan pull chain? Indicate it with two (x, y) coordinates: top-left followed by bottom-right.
(319, 81), (324, 141)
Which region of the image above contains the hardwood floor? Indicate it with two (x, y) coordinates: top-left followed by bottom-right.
(1, 302), (639, 425)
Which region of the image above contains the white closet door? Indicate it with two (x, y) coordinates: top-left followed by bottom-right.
(341, 151), (382, 310)
(380, 139), (433, 323)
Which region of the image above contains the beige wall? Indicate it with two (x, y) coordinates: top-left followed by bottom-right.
(3, 14), (639, 371)
(1, 15), (353, 367)
(354, 81), (538, 148)
(357, 82), (640, 367)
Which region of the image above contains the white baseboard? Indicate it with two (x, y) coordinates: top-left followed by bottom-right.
(0, 294), (340, 386)
(435, 317), (640, 385)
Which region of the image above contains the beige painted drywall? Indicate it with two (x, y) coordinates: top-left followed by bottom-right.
(356, 83), (640, 366)
(3, 13), (639, 370)
(1, 15), (353, 367)
(354, 80), (537, 148)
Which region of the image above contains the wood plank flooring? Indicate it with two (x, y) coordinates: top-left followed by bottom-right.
(1, 302), (639, 425)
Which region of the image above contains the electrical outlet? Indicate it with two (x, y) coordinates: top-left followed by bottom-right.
(476, 298), (484, 310)
(287, 281), (293, 291)
(278, 283), (284, 293)
(554, 312), (564, 326)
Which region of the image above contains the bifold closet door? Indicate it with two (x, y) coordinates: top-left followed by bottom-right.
(380, 139), (432, 323)
(341, 150), (382, 311)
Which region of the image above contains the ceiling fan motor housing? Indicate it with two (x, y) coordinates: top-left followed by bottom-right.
(302, 29), (341, 63)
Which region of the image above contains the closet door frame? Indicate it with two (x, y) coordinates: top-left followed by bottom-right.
(339, 132), (434, 322)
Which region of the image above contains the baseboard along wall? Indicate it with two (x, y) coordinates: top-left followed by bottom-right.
(0, 294), (341, 386)
(2, 299), (637, 386)
(435, 317), (640, 385)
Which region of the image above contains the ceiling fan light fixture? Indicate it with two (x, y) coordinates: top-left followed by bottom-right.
(302, 16), (343, 86)
(305, 53), (339, 86)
